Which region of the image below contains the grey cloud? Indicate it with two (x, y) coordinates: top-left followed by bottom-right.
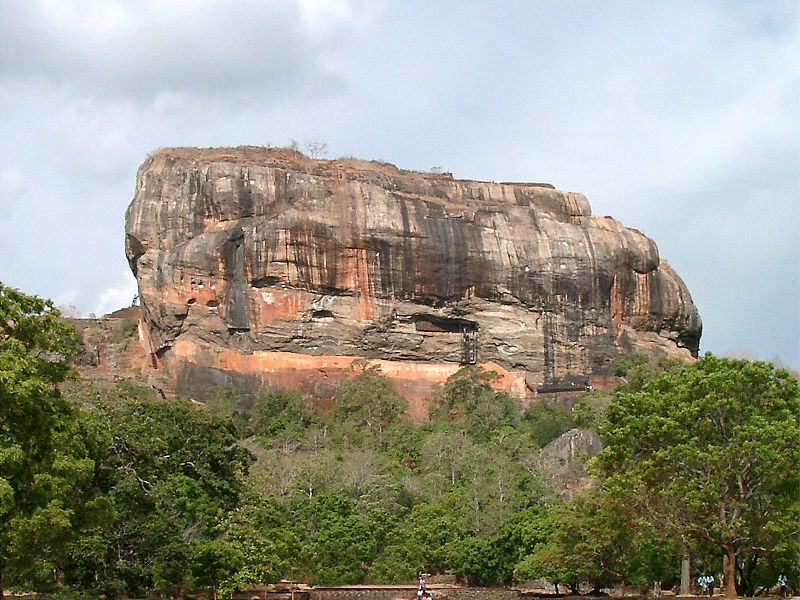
(0, 0), (797, 367)
(0, 0), (352, 101)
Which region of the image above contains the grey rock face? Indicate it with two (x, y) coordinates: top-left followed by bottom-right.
(125, 147), (701, 392)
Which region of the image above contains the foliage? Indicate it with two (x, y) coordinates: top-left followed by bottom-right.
(0, 284), (108, 593)
(301, 493), (377, 584)
(61, 387), (254, 597)
(251, 389), (306, 433)
(242, 365), (552, 587)
(490, 506), (557, 585)
(593, 354), (800, 597)
(613, 353), (650, 378)
(108, 319), (138, 344)
(615, 354), (686, 393)
(513, 489), (639, 591)
(448, 506), (560, 586)
(205, 383), (241, 417)
(22, 286), (798, 596)
(206, 383), (249, 434)
(449, 536), (503, 585)
(431, 366), (520, 442)
(189, 497), (301, 598)
(571, 391), (611, 429)
(614, 358), (629, 377)
(370, 494), (467, 581)
(521, 400), (574, 447)
(331, 365), (411, 452)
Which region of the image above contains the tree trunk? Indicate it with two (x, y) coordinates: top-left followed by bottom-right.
(680, 552), (691, 595)
(739, 550), (761, 596)
(569, 581), (580, 594)
(723, 546), (737, 598)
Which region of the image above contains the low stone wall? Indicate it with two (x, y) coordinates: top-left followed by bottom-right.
(433, 588), (520, 600)
(311, 586), (520, 600)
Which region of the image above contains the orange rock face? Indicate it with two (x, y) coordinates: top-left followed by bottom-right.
(166, 338), (525, 420)
(125, 147), (701, 407)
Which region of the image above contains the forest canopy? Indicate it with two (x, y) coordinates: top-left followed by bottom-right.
(2, 283), (797, 598)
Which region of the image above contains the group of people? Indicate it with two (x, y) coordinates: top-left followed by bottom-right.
(414, 569), (787, 598)
(698, 572), (789, 597)
(697, 574), (716, 596)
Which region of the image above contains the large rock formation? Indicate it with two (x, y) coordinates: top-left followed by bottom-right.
(125, 147), (701, 404)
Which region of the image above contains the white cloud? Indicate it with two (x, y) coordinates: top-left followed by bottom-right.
(93, 272), (139, 317)
(296, 0), (358, 35)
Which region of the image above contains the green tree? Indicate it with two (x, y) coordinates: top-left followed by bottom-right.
(370, 494), (468, 581)
(514, 490), (637, 592)
(206, 384), (249, 435)
(418, 430), (472, 497)
(491, 506), (556, 585)
(431, 366), (519, 442)
(593, 354), (800, 597)
(189, 538), (246, 600)
(0, 284), (107, 594)
(301, 493), (376, 584)
(521, 401), (574, 447)
(250, 389), (309, 438)
(571, 391), (611, 430)
(616, 354), (685, 393)
(450, 536), (503, 585)
(452, 437), (532, 536)
(189, 497), (302, 599)
(332, 365), (409, 451)
(62, 388), (254, 597)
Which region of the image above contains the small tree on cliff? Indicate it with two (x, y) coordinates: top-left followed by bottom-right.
(592, 354), (800, 598)
(304, 140), (328, 159)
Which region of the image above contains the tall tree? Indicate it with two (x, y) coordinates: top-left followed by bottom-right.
(301, 493), (376, 584)
(0, 284), (106, 594)
(431, 366), (519, 442)
(593, 354), (800, 597)
(63, 389), (254, 597)
(514, 489), (651, 592)
(332, 364), (409, 451)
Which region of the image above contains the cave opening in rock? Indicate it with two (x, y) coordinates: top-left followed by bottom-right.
(312, 309), (335, 319)
(413, 315), (478, 364)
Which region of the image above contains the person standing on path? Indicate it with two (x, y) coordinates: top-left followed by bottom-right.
(778, 573), (788, 598)
(698, 574), (708, 596)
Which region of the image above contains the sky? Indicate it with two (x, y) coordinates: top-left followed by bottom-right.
(1, 0), (798, 369)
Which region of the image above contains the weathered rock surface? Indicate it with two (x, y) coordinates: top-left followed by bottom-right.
(538, 428), (604, 496)
(125, 147), (701, 401)
(69, 309), (170, 393)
